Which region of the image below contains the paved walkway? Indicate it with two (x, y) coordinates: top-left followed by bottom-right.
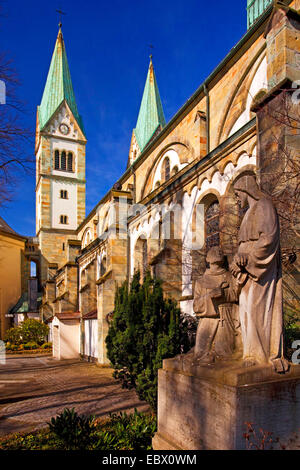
(0, 355), (149, 436)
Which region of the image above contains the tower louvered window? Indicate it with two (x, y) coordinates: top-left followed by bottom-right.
(54, 150), (74, 172)
(61, 151), (66, 170)
(54, 150), (60, 170)
(67, 152), (73, 171)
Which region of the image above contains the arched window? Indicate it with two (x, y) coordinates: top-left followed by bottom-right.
(86, 231), (90, 245)
(54, 150), (75, 172)
(60, 215), (68, 224)
(162, 157), (170, 182)
(67, 152), (73, 172)
(61, 151), (66, 170)
(30, 260), (37, 277)
(54, 150), (60, 170)
(205, 200), (220, 250)
(60, 190), (68, 199)
(142, 240), (148, 274)
(82, 229), (93, 248)
(134, 237), (148, 279)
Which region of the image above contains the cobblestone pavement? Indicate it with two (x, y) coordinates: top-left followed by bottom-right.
(0, 355), (149, 436)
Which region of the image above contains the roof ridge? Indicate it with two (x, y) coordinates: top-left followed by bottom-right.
(0, 216), (20, 235)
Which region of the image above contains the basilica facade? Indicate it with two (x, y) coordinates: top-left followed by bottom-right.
(31, 0), (300, 362)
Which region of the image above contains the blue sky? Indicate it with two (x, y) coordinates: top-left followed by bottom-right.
(1, 0), (247, 236)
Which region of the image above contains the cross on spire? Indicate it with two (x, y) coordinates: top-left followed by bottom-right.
(149, 44), (154, 60)
(56, 8), (66, 28)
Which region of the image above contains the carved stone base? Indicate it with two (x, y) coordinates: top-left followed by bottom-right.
(152, 355), (300, 450)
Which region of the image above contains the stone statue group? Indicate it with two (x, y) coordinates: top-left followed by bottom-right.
(193, 174), (289, 373)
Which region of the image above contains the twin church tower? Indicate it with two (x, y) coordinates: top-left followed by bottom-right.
(35, 25), (165, 281)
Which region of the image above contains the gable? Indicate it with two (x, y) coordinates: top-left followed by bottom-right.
(42, 101), (86, 142)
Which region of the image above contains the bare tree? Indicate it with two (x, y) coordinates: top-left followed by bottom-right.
(0, 6), (34, 206)
(256, 88), (299, 242)
(146, 87), (300, 330)
(255, 86), (300, 325)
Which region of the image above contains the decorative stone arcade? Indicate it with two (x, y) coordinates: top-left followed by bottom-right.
(153, 175), (300, 450)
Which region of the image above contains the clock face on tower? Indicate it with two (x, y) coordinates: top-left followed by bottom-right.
(59, 123), (69, 135)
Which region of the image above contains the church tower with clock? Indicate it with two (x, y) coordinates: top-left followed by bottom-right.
(35, 25), (86, 281)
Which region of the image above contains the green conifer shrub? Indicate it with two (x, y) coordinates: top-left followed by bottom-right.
(106, 271), (191, 410)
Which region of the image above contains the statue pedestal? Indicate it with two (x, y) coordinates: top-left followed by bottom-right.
(152, 355), (300, 450)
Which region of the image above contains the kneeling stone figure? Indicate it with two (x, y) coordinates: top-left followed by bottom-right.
(193, 246), (242, 363)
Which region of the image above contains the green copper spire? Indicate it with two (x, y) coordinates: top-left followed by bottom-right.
(133, 57), (166, 152)
(247, 0), (272, 29)
(38, 26), (83, 131)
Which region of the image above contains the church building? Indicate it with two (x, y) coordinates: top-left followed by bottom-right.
(30, 0), (299, 362)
